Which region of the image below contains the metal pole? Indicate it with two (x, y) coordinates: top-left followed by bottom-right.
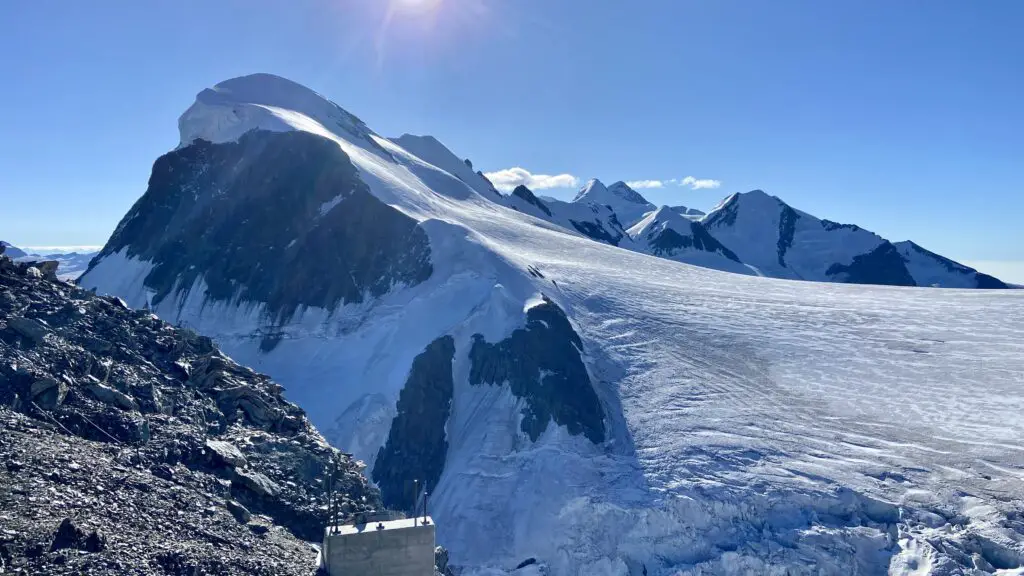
(413, 479), (419, 526)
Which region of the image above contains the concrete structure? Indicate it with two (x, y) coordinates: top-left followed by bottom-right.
(322, 516), (436, 575)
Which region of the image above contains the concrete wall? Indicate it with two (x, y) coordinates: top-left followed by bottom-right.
(324, 519), (435, 576)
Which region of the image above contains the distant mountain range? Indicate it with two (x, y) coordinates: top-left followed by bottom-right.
(498, 180), (1007, 289)
(0, 241), (97, 280)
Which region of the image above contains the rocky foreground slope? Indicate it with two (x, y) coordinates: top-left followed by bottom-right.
(0, 246), (380, 575)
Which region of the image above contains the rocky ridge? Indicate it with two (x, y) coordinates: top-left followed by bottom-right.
(0, 246), (380, 575)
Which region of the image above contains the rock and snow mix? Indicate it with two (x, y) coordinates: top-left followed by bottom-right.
(0, 249), (378, 574)
(78, 74), (1024, 575)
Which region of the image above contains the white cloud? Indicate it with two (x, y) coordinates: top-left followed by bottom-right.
(624, 180), (666, 189)
(483, 167), (579, 193)
(23, 245), (102, 254)
(624, 176), (723, 190)
(679, 176), (722, 190)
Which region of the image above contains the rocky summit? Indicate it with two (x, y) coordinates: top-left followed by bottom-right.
(0, 246), (380, 575)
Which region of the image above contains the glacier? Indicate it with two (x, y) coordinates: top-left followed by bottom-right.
(80, 74), (1024, 575)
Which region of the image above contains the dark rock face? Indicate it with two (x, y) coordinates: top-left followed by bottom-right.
(0, 254), (380, 575)
(648, 221), (741, 262)
(776, 205), (799, 267)
(92, 129), (432, 326)
(373, 336), (456, 513)
(826, 242), (917, 287)
(469, 297), (605, 444)
(570, 219), (623, 246)
(820, 219), (861, 233)
(511, 185), (552, 217)
(975, 273), (1007, 289)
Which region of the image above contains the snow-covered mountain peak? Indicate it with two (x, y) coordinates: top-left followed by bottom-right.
(607, 181), (652, 205)
(669, 205), (706, 219)
(571, 178), (608, 202)
(626, 205), (751, 276)
(572, 179), (657, 228)
(573, 179), (650, 206)
(628, 204), (688, 236)
(178, 73), (376, 148)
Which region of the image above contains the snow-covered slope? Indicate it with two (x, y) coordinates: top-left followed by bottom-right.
(626, 206), (754, 276)
(391, 133), (503, 200)
(572, 180), (657, 229)
(81, 74), (1024, 575)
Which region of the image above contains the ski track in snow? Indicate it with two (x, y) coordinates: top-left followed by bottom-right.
(81, 75), (1024, 576)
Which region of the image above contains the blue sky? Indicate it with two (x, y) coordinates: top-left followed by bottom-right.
(1, 0), (1022, 280)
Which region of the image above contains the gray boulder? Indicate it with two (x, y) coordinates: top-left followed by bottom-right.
(232, 468), (280, 498)
(217, 386), (282, 428)
(8, 317), (49, 344)
(82, 335), (113, 354)
(206, 439), (248, 468)
(30, 377), (68, 409)
(435, 546), (455, 576)
(226, 500), (252, 523)
(35, 261), (59, 280)
(86, 380), (139, 411)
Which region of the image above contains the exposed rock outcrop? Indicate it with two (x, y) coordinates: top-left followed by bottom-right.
(0, 253), (381, 575)
(469, 296), (606, 444)
(87, 129), (433, 332)
(373, 336), (456, 512)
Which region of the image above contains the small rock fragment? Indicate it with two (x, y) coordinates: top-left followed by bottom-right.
(226, 500), (252, 523)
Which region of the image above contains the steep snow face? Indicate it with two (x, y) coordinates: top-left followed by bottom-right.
(572, 180), (657, 228)
(627, 207), (754, 276)
(82, 75), (1024, 575)
(895, 240), (1007, 289)
(391, 134), (502, 199)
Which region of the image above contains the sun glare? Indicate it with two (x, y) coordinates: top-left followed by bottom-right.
(391, 0), (443, 14)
